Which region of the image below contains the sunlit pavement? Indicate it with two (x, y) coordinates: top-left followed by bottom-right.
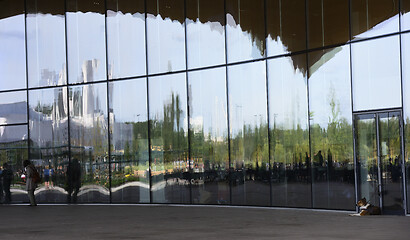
(0, 204), (409, 239)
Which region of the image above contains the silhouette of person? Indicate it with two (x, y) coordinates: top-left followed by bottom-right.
(0, 163), (13, 204)
(23, 160), (38, 206)
(0, 165), (3, 203)
(67, 159), (81, 203)
(317, 150), (324, 167)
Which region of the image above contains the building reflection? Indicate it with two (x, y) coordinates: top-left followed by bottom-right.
(1, 0), (410, 213)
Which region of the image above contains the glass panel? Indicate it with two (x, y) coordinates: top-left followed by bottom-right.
(188, 67), (229, 204)
(268, 54), (311, 208)
(0, 0), (26, 91)
(26, 0), (66, 88)
(146, 0), (186, 74)
(401, 32), (410, 213)
(309, 46), (355, 210)
(355, 114), (380, 209)
(69, 83), (109, 203)
(186, 0), (225, 69)
(228, 61), (269, 206)
(266, 0), (306, 57)
(226, 0), (265, 63)
(29, 87), (68, 203)
(110, 79), (149, 203)
(149, 73), (189, 203)
(107, 0), (146, 79)
(351, 0), (399, 40)
(379, 112), (404, 214)
(403, 0), (410, 31)
(308, 0), (349, 49)
(0, 91), (27, 125)
(0, 125), (28, 204)
(67, 0), (107, 83)
(352, 35), (401, 111)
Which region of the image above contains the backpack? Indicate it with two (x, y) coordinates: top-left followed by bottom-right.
(30, 166), (41, 184)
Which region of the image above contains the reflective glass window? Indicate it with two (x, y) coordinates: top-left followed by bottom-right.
(26, 0), (66, 88)
(107, 0), (146, 79)
(352, 35), (401, 111)
(228, 61), (269, 206)
(0, 91), (27, 125)
(308, 46), (355, 210)
(226, 0), (265, 63)
(403, 0), (410, 31)
(69, 83), (109, 203)
(188, 67), (229, 204)
(308, 0), (349, 49)
(351, 0), (399, 40)
(266, 0), (306, 57)
(66, 0), (107, 83)
(148, 73), (189, 203)
(268, 54), (311, 208)
(29, 87), (68, 203)
(110, 79), (149, 203)
(0, 0), (26, 91)
(0, 125), (28, 203)
(186, 0), (225, 69)
(402, 32), (410, 213)
(146, 0), (186, 74)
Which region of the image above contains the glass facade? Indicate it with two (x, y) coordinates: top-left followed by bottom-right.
(1, 0), (410, 214)
(351, 35), (401, 111)
(188, 67), (229, 204)
(0, 0), (26, 91)
(308, 46), (354, 209)
(29, 87), (68, 202)
(26, 0), (66, 87)
(66, 0), (107, 83)
(266, 0), (306, 56)
(228, 61), (269, 206)
(403, 32), (410, 214)
(308, 0), (349, 49)
(351, 0), (399, 39)
(149, 72), (189, 203)
(146, 0), (185, 74)
(109, 78), (149, 203)
(106, 0), (146, 79)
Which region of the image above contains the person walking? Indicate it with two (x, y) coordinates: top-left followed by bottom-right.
(23, 160), (38, 206)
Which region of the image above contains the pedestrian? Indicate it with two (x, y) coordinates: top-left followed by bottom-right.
(23, 160), (37, 206)
(0, 163), (13, 204)
(0, 165), (3, 203)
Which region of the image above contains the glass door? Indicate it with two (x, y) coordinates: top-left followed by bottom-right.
(354, 111), (405, 215)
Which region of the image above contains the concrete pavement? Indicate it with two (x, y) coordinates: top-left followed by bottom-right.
(0, 204), (409, 239)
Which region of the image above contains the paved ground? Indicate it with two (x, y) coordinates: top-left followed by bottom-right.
(0, 204), (409, 239)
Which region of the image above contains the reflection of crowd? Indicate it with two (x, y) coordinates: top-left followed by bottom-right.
(361, 155), (402, 183)
(0, 158), (84, 204)
(388, 156), (402, 182)
(160, 150), (355, 188)
(2, 152), (407, 204)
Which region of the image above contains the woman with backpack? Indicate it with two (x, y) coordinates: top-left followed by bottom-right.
(23, 160), (38, 206)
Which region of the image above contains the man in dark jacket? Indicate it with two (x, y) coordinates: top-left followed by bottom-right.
(1, 163), (13, 204)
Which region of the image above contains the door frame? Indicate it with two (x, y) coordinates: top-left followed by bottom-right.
(353, 108), (407, 215)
